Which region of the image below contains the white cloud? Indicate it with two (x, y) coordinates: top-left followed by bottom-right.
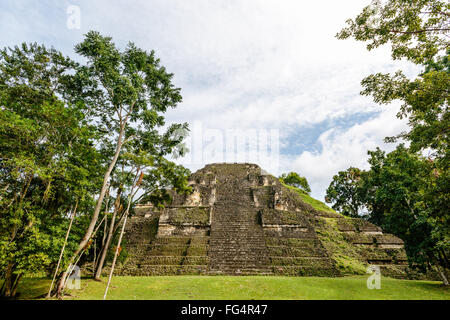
(288, 105), (409, 201)
(1, 0), (420, 198)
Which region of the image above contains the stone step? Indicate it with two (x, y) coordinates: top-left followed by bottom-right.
(208, 184), (272, 273)
(120, 265), (207, 276)
(138, 256), (209, 265)
(272, 265), (340, 276)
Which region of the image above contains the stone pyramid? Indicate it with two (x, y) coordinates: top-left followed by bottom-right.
(119, 163), (413, 278)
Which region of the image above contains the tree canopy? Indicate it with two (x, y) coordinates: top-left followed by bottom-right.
(279, 172), (311, 194)
(0, 33), (192, 298)
(325, 167), (364, 218)
(335, 1), (449, 284)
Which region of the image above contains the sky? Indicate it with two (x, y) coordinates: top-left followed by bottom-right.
(0, 0), (420, 201)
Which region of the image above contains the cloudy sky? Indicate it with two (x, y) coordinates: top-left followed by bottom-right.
(0, 0), (419, 201)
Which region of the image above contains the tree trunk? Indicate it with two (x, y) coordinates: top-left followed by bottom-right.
(55, 270), (68, 299)
(103, 212), (129, 300)
(69, 122), (125, 263)
(94, 189), (122, 280)
(437, 265), (449, 286)
(1, 263), (13, 297)
(94, 193), (111, 270)
(47, 202), (78, 298)
(102, 168), (143, 300)
(101, 190), (111, 248)
(56, 122), (126, 297)
(55, 215), (107, 298)
(11, 273), (22, 298)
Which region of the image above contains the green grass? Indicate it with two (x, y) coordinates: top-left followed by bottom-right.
(11, 276), (449, 300)
(282, 183), (337, 214)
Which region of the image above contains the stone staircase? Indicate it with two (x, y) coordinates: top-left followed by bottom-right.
(121, 236), (209, 276)
(208, 176), (273, 275)
(265, 236), (340, 276)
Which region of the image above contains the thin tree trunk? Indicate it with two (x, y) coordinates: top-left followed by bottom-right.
(11, 273), (22, 298)
(101, 190), (111, 248)
(94, 189), (122, 280)
(68, 121), (125, 265)
(103, 212), (129, 300)
(55, 215), (107, 298)
(0, 275), (5, 295)
(1, 263), (13, 297)
(93, 240), (96, 276)
(102, 210), (108, 248)
(47, 201), (78, 298)
(437, 265), (449, 286)
(94, 216), (107, 268)
(103, 171), (143, 300)
(94, 194), (111, 270)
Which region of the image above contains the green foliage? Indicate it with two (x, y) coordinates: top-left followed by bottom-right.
(337, 0), (449, 64)
(337, 0), (449, 284)
(279, 172), (311, 194)
(0, 43), (102, 296)
(326, 145), (449, 281)
(325, 167), (364, 217)
(73, 31), (191, 210)
(361, 51), (449, 164)
(360, 145), (449, 277)
(0, 33), (193, 297)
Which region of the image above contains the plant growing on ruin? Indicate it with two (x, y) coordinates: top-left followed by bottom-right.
(279, 172), (311, 194)
(325, 167), (364, 218)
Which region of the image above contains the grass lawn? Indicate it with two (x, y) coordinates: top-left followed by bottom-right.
(11, 276), (449, 300)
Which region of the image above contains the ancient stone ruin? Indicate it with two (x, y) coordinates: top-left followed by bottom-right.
(118, 163), (417, 278)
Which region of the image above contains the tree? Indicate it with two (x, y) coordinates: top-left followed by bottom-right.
(0, 43), (102, 298)
(360, 145), (449, 285)
(337, 0), (449, 163)
(53, 32), (191, 297)
(0, 33), (192, 298)
(325, 167), (364, 218)
(337, 0), (449, 64)
(93, 154), (191, 280)
(337, 0), (449, 285)
(279, 172), (311, 194)
(58, 31), (185, 291)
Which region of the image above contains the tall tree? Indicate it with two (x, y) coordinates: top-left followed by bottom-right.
(54, 32), (190, 297)
(62, 31), (184, 275)
(360, 145), (448, 284)
(337, 0), (449, 285)
(0, 43), (102, 298)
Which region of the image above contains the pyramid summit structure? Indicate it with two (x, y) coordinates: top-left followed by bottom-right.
(117, 163), (419, 278)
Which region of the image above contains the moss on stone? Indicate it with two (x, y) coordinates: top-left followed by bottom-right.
(267, 246), (326, 257)
(314, 217), (368, 275)
(261, 209), (309, 225)
(168, 207), (210, 226)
